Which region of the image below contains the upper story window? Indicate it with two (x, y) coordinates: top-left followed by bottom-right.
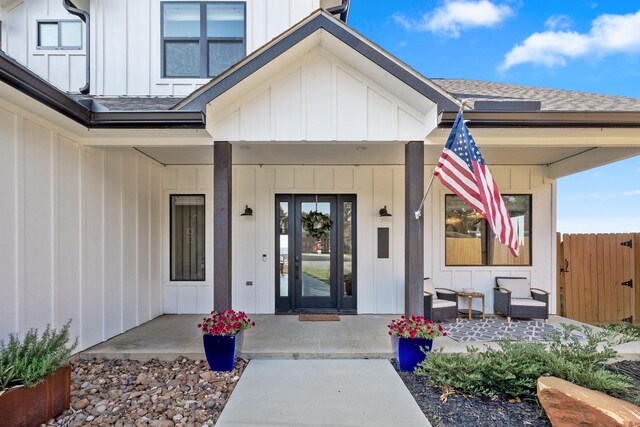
(445, 194), (532, 266)
(162, 2), (246, 78)
(37, 20), (82, 49)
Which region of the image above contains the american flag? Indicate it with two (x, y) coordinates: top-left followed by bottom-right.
(434, 111), (519, 257)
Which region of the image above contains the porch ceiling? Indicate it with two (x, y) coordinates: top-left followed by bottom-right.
(134, 143), (606, 167)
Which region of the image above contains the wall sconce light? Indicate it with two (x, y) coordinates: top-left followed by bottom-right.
(379, 206), (392, 217)
(241, 205), (253, 216)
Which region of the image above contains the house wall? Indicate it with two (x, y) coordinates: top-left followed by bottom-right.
(1, 0), (322, 95)
(0, 98), (163, 351)
(2, 0), (87, 93)
(162, 165), (214, 314)
(208, 48), (433, 142)
(426, 166), (556, 314)
(93, 0), (320, 96)
(224, 162), (554, 315)
(232, 164), (407, 314)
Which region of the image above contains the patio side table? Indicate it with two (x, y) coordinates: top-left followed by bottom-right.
(457, 291), (485, 320)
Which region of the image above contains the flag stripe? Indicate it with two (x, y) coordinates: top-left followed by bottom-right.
(434, 111), (519, 257)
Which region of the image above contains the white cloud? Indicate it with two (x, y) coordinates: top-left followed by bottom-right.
(392, 0), (513, 38)
(502, 9), (640, 69)
(623, 190), (640, 196)
(545, 15), (573, 31)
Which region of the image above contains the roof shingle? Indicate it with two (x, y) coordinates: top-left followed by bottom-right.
(432, 79), (640, 112)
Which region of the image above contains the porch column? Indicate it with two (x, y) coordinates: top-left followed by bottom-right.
(405, 141), (424, 317)
(214, 141), (232, 311)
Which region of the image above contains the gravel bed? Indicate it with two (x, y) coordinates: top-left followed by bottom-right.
(395, 362), (550, 427)
(46, 356), (247, 426)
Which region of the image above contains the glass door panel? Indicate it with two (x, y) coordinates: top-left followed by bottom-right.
(275, 194), (356, 312)
(300, 202), (332, 298)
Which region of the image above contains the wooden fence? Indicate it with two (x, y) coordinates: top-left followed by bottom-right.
(557, 233), (639, 325)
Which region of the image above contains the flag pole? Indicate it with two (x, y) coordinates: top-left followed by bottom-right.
(414, 99), (469, 220)
(414, 174), (435, 219)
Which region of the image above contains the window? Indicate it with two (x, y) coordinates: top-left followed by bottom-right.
(170, 195), (206, 281)
(162, 2), (245, 78)
(37, 20), (82, 49)
(445, 194), (531, 266)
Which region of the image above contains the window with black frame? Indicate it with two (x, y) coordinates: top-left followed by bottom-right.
(445, 194), (531, 266)
(162, 2), (245, 78)
(170, 195), (206, 281)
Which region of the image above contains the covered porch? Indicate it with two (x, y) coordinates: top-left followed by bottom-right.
(77, 314), (640, 361)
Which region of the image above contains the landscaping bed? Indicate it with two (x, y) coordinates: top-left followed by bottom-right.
(398, 360), (640, 427)
(395, 361), (550, 427)
(46, 356), (247, 426)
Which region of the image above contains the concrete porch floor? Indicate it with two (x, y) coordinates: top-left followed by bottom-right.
(79, 314), (640, 361)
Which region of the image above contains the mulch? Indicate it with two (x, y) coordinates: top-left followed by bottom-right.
(394, 361), (550, 427)
(397, 359), (640, 426)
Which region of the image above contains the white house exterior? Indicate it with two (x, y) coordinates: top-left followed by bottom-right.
(1, 0), (640, 352)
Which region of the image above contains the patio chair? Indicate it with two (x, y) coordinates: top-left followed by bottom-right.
(493, 277), (549, 322)
(423, 278), (458, 322)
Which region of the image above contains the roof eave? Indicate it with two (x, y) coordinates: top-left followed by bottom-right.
(90, 111), (206, 129)
(438, 111), (640, 128)
(0, 50), (90, 123)
(0, 50), (206, 129)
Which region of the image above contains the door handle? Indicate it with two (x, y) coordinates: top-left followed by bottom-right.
(295, 257), (300, 280)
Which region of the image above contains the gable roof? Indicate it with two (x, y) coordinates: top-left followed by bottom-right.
(174, 10), (460, 113)
(433, 79), (640, 112)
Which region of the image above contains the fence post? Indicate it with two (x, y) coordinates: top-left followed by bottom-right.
(634, 233), (639, 325)
(556, 232), (564, 316)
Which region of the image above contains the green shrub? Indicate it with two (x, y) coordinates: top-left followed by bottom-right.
(598, 323), (640, 345)
(0, 320), (77, 391)
(415, 324), (632, 401)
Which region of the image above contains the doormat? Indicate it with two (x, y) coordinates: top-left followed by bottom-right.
(299, 314), (340, 321)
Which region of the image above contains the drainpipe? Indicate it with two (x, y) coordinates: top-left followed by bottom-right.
(327, 0), (350, 22)
(62, 0), (90, 94)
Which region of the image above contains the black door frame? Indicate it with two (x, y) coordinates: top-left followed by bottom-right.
(275, 194), (357, 313)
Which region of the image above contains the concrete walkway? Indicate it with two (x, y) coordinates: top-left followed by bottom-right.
(215, 359), (431, 427)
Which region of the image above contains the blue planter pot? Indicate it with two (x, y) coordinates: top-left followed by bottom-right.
(203, 334), (237, 372)
(397, 337), (433, 372)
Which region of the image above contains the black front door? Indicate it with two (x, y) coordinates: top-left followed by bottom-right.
(275, 194), (356, 313)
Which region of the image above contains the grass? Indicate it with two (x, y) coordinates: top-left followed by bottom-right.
(302, 266), (330, 284)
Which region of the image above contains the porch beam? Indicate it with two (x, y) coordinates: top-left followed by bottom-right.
(405, 141), (424, 317)
(214, 141), (232, 311)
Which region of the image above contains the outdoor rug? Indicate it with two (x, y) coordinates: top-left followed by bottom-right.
(298, 314), (340, 321)
(441, 318), (559, 342)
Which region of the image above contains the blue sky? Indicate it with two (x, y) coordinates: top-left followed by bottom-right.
(348, 0), (640, 233)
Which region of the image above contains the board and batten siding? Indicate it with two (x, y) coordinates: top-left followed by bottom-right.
(425, 166), (556, 314)
(93, 0), (320, 96)
(0, 99), (163, 351)
(1, 0), (320, 96)
(2, 0), (87, 93)
(232, 165), (406, 314)
(161, 163), (554, 315)
(208, 48), (433, 142)
(162, 166), (214, 314)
